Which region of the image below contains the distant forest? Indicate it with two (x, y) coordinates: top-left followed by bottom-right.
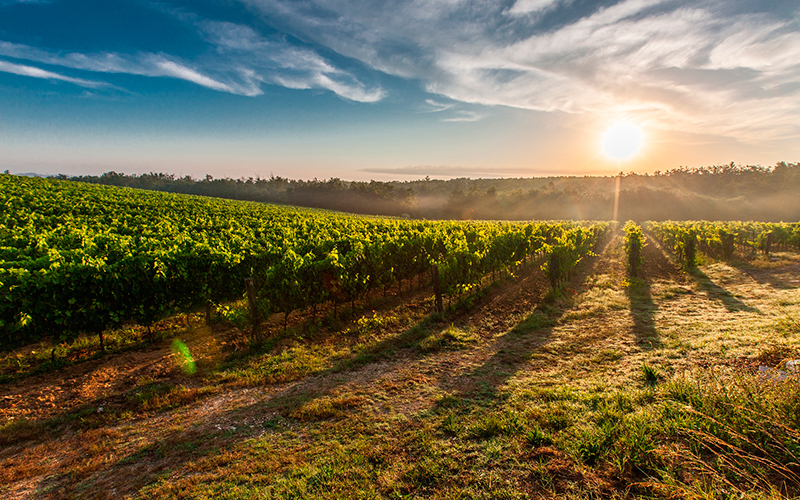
(61, 162), (800, 221)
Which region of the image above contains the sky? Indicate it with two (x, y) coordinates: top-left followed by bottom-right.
(1, 0), (799, 181)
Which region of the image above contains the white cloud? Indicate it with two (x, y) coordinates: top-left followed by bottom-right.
(423, 99), (455, 112)
(240, 0), (800, 141)
(0, 41), (255, 94)
(0, 59), (107, 88)
(151, 58), (243, 94)
(441, 110), (486, 122)
(197, 20), (384, 102)
(507, 0), (564, 16)
(0, 15), (385, 102)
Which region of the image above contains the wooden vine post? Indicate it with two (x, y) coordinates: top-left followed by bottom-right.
(548, 252), (559, 288)
(244, 277), (261, 340)
(205, 301), (213, 325)
(432, 265), (443, 313)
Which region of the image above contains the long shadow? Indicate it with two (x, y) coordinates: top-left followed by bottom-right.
(1, 241), (610, 496)
(438, 302), (560, 404)
(79, 267), (566, 493)
(0, 311), (456, 497)
(7, 261), (548, 494)
(433, 235), (617, 404)
(689, 268), (762, 314)
(73, 262), (564, 495)
(625, 277), (661, 350)
(624, 237), (666, 350)
(726, 259), (800, 291)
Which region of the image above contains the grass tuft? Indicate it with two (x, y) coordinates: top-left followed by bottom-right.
(640, 363), (661, 386)
(525, 425), (554, 447)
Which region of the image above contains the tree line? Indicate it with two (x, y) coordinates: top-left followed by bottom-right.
(62, 162), (800, 221)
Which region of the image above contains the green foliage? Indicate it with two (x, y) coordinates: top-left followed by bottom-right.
(466, 411), (524, 439)
(623, 221), (645, 276)
(647, 222), (697, 268)
(524, 425), (554, 447)
(640, 363), (661, 386)
(0, 175), (609, 348)
(541, 225), (609, 288)
(647, 220), (800, 263)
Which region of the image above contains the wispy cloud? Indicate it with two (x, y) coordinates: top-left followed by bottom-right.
(421, 99), (485, 122)
(0, 59), (106, 88)
(240, 0), (800, 141)
(0, 41), (259, 95)
(0, 14), (384, 102)
(423, 99), (454, 112)
(198, 20), (384, 102)
(506, 0), (567, 16)
(441, 111), (486, 122)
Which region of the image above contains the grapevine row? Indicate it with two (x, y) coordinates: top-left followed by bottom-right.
(623, 221), (645, 276)
(646, 220), (800, 267)
(1, 175), (608, 347)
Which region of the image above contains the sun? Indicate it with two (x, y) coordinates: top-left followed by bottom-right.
(601, 122), (644, 161)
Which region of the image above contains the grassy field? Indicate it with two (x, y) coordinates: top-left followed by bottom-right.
(1, 233), (799, 499)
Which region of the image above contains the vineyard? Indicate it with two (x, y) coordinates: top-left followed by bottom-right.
(647, 220), (800, 268)
(2, 174), (800, 499)
(0, 174), (608, 349)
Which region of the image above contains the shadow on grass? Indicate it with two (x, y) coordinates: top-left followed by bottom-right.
(434, 235), (616, 404)
(625, 277), (661, 350)
(0, 317), (452, 497)
(726, 258), (800, 291)
(0, 246), (600, 497)
(689, 268), (762, 314)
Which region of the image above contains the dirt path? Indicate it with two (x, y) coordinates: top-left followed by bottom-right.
(0, 249), (557, 498)
(0, 323), (227, 423)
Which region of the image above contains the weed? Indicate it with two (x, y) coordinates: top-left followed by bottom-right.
(0, 417), (44, 446)
(573, 422), (614, 465)
(418, 324), (478, 352)
(436, 394), (465, 409)
(289, 395), (362, 421)
(641, 363), (661, 386)
(775, 314), (800, 337)
(593, 349), (623, 363)
(403, 455), (452, 489)
(440, 412), (461, 436)
(467, 411), (524, 439)
(525, 426), (554, 447)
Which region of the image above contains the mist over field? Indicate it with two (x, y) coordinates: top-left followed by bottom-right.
(67, 162), (800, 222)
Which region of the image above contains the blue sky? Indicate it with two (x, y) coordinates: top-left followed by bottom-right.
(1, 0), (799, 180)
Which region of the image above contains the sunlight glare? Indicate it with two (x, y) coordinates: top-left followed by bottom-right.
(601, 122), (644, 161)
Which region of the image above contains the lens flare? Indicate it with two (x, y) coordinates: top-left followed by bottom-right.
(171, 339), (196, 375)
(601, 122), (644, 161)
